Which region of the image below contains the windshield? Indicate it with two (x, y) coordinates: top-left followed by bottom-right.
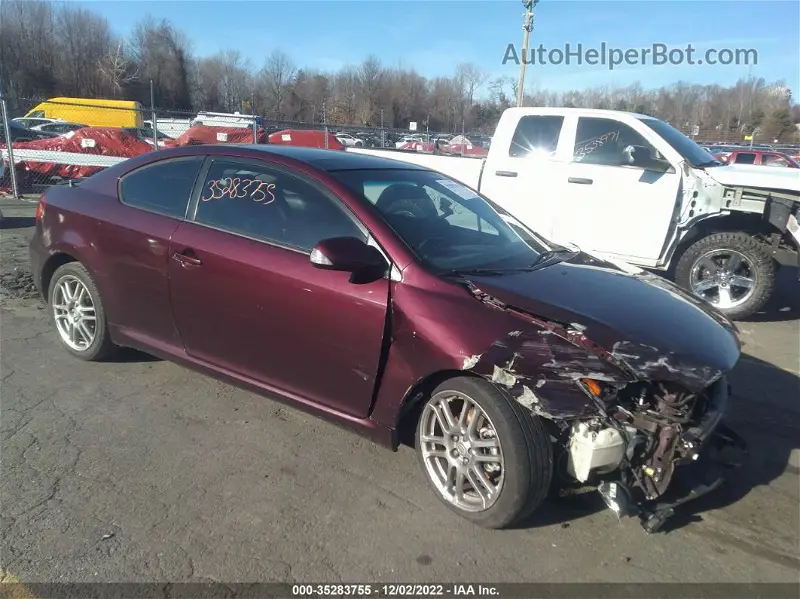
(639, 118), (721, 167)
(329, 168), (555, 273)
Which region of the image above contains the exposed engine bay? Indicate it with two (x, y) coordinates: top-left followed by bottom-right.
(558, 377), (746, 533)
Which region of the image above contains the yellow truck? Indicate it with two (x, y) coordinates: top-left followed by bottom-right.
(22, 97), (144, 128)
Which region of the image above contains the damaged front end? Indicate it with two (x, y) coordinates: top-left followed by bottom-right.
(461, 284), (746, 534)
(568, 377), (746, 534)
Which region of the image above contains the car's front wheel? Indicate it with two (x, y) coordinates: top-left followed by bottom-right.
(415, 376), (553, 529)
(49, 262), (117, 361)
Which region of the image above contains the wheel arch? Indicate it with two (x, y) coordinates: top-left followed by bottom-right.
(40, 252), (80, 301)
(668, 212), (782, 277)
(395, 369), (486, 449)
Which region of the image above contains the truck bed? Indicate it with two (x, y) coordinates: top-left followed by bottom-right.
(347, 148), (485, 191)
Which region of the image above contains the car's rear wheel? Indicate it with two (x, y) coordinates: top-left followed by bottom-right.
(49, 262), (117, 361)
(674, 231), (776, 320)
(415, 376), (553, 529)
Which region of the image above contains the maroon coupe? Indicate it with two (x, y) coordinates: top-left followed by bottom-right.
(29, 145), (745, 532)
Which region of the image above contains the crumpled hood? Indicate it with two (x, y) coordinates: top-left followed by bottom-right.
(704, 163), (800, 193)
(466, 252), (741, 392)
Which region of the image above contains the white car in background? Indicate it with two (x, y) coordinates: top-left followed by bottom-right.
(335, 132), (364, 147)
(395, 134), (426, 148)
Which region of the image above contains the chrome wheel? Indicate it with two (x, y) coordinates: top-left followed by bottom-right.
(419, 391), (504, 512)
(52, 275), (97, 351)
(690, 249), (756, 310)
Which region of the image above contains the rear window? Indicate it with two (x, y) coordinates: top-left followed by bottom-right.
(119, 157), (204, 218)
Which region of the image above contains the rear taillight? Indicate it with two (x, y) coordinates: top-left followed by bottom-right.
(35, 200), (45, 222)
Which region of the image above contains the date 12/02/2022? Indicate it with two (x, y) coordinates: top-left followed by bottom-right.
(201, 177), (277, 203)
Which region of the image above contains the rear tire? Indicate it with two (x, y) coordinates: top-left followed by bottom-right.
(48, 262), (118, 361)
(415, 376), (553, 529)
(674, 231), (776, 320)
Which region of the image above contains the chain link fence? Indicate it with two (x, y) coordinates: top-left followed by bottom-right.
(0, 96), (481, 199)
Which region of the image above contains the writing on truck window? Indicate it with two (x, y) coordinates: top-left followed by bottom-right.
(574, 130), (620, 161)
(201, 177), (276, 204)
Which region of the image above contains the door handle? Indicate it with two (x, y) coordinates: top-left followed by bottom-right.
(495, 170), (518, 177)
(568, 177), (593, 185)
(172, 250), (202, 266)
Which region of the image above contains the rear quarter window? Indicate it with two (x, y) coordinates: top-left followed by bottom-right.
(118, 156), (205, 218)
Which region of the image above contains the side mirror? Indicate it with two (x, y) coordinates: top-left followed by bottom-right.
(625, 144), (652, 166)
(625, 144), (673, 172)
(310, 237), (387, 272)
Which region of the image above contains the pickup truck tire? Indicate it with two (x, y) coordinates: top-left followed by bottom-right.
(415, 376), (553, 529)
(674, 231), (776, 320)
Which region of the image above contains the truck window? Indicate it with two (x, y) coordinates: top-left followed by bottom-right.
(734, 153), (757, 164)
(573, 118), (659, 166)
(762, 154), (791, 167)
(509, 116), (563, 157)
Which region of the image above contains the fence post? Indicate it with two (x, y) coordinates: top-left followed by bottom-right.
(149, 80), (158, 150)
(380, 109), (385, 148)
(251, 90), (257, 144)
(0, 88), (20, 200)
(323, 101), (328, 149)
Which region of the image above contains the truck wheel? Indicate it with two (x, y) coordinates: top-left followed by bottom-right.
(415, 376), (553, 529)
(674, 232), (776, 320)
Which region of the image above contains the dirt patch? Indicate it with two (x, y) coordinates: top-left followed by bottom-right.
(0, 267), (39, 300)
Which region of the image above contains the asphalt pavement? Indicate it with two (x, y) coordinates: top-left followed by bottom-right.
(1, 199), (798, 588)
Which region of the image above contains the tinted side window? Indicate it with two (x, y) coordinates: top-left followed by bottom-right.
(573, 118), (657, 166)
(762, 154), (789, 167)
(194, 159), (366, 252)
(119, 157), (204, 218)
(734, 153), (757, 164)
(509, 116), (564, 157)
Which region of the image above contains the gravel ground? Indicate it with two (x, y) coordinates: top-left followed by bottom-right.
(1, 211), (798, 590)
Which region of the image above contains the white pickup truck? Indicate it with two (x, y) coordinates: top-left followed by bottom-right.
(351, 107), (800, 319)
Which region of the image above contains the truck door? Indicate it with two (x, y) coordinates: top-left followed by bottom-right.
(480, 114), (570, 240)
(551, 116), (681, 263)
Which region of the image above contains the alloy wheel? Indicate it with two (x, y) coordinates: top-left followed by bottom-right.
(419, 391), (505, 512)
(52, 275), (97, 351)
(690, 249), (756, 310)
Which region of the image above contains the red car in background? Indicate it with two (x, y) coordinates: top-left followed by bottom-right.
(713, 149), (800, 168)
(28, 144), (744, 533)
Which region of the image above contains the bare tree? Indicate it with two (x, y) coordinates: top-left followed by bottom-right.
(456, 62), (488, 107)
(259, 49), (296, 118)
(98, 42), (138, 97)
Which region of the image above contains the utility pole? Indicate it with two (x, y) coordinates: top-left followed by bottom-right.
(516, 0), (538, 107)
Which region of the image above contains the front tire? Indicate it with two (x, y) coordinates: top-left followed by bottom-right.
(415, 376), (553, 529)
(674, 231), (776, 320)
(48, 262), (117, 361)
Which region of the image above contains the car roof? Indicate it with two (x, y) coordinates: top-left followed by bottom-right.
(229, 144), (428, 171)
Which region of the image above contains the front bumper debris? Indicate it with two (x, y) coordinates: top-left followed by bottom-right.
(599, 421), (746, 533)
(598, 376), (747, 534)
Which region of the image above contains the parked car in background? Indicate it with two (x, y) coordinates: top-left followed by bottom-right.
(1, 120), (59, 142)
(714, 149), (800, 168)
(12, 117), (59, 129)
(31, 121), (87, 135)
(334, 132), (364, 147)
(353, 107), (800, 320)
(395, 134), (426, 148)
(29, 144), (745, 534)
